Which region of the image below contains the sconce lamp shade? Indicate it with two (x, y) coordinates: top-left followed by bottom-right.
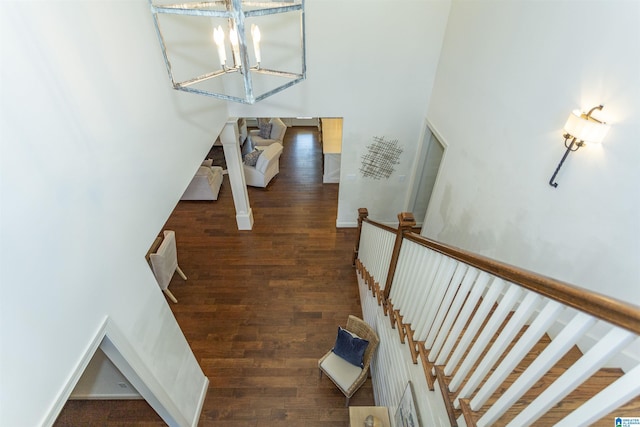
(563, 110), (610, 144)
(549, 104), (610, 188)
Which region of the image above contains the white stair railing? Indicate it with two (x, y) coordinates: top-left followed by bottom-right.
(353, 209), (640, 427)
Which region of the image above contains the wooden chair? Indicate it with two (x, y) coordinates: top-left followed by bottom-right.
(318, 315), (379, 406)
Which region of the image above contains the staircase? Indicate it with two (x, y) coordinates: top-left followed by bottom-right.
(353, 208), (640, 427)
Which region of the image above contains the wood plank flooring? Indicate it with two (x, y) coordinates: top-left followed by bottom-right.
(55, 127), (373, 426)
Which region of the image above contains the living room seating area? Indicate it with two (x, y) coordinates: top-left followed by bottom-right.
(249, 117), (287, 147)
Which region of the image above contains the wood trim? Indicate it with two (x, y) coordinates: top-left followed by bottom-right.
(417, 342), (435, 391)
(145, 236), (163, 263)
(435, 365), (458, 427)
(375, 283), (383, 306)
(404, 326), (419, 364)
(459, 398), (477, 427)
(403, 233), (640, 335)
(388, 301), (396, 328)
(394, 311), (405, 343)
(362, 217), (396, 234)
(370, 276), (376, 297)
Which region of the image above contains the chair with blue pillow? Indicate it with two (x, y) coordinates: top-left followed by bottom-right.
(318, 315), (379, 406)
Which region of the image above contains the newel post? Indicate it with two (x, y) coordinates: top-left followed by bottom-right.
(352, 208), (369, 267)
(383, 212), (416, 302)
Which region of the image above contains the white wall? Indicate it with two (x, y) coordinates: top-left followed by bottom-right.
(424, 0), (640, 305)
(0, 1), (227, 425)
(70, 348), (141, 400)
(228, 0), (452, 226)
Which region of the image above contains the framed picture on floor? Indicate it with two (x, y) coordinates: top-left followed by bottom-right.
(394, 381), (421, 427)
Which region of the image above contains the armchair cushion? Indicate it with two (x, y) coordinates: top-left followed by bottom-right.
(332, 327), (369, 368)
(249, 118), (287, 146)
(258, 122), (272, 139)
(320, 352), (363, 391)
(243, 149), (261, 166)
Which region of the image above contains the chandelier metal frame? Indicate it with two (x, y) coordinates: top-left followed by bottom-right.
(149, 0), (306, 104)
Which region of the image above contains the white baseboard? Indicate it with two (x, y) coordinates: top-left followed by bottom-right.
(69, 392), (143, 400)
(336, 220), (357, 228)
(192, 376), (210, 427)
(236, 209), (254, 230)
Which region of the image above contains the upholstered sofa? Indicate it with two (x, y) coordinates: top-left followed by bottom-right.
(249, 118), (287, 147)
(180, 160), (224, 200)
(243, 143), (283, 188)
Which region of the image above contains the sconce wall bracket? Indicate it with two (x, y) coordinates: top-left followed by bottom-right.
(549, 105), (608, 188)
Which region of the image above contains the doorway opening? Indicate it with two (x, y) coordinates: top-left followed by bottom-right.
(407, 121), (445, 226)
(52, 320), (188, 426)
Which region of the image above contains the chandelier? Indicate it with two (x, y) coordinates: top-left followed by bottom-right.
(149, 0), (306, 104)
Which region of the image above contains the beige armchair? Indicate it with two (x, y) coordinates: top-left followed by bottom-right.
(149, 230), (187, 303)
(243, 143), (283, 188)
(181, 160), (223, 201)
(249, 118), (287, 147)
(318, 315), (379, 406)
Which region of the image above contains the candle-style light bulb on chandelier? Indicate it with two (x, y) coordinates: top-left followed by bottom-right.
(149, 0), (306, 104)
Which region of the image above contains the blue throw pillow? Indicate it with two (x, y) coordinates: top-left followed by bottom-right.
(332, 326), (369, 368)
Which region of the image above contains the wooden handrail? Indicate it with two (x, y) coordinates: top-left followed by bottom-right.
(403, 232), (640, 335)
(362, 217), (397, 234)
(356, 209), (640, 336)
(356, 209), (640, 426)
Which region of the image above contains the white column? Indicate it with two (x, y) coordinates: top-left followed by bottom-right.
(219, 118), (254, 230)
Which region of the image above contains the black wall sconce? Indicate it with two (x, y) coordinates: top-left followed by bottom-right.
(549, 105), (610, 188)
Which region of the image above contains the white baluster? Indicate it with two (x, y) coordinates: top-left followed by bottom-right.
(390, 241), (422, 311)
(434, 270), (489, 367)
(380, 227), (394, 284)
(478, 311), (597, 427)
(506, 326), (635, 427)
(554, 362), (640, 427)
(378, 229), (394, 287)
(450, 284), (522, 394)
(444, 277), (506, 378)
(429, 266), (478, 361)
(403, 249), (440, 328)
(399, 243), (432, 323)
(422, 262), (467, 347)
(469, 298), (564, 410)
(454, 290), (540, 407)
(413, 257), (457, 341)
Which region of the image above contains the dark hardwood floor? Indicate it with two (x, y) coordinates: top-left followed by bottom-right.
(55, 126), (372, 426)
